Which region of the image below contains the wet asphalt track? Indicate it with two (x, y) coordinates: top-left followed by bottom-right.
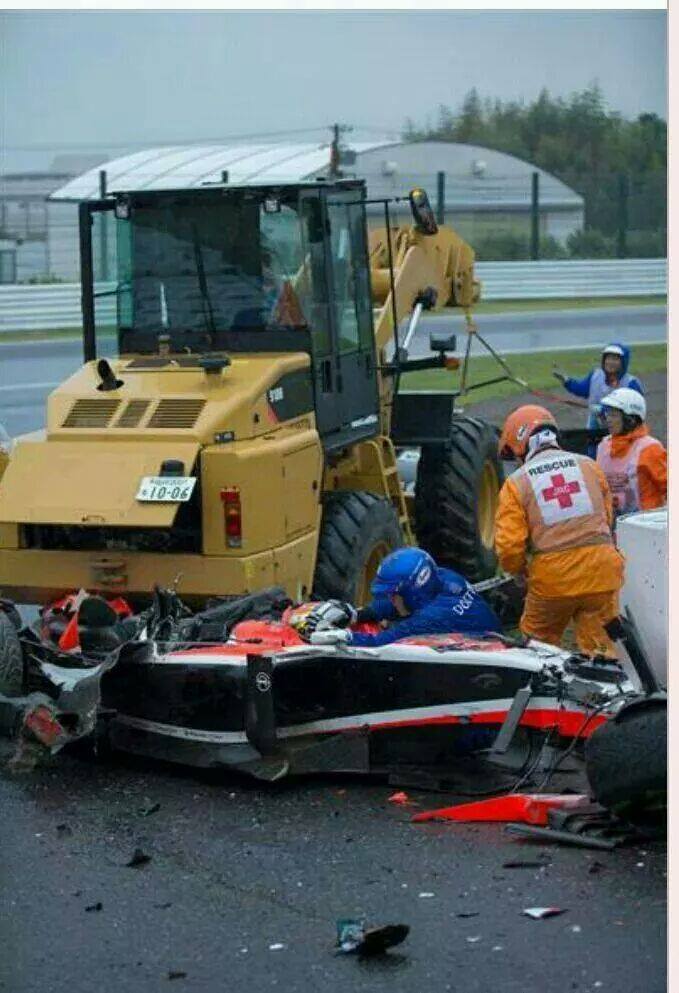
(0, 743), (667, 993)
(0, 305), (666, 438)
(0, 303), (668, 990)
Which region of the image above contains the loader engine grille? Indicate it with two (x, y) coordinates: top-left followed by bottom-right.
(21, 521), (201, 554)
(21, 472), (202, 554)
(62, 399), (120, 428)
(148, 399), (205, 429)
(115, 399), (151, 428)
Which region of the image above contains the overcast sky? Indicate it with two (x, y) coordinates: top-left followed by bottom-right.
(0, 10), (667, 173)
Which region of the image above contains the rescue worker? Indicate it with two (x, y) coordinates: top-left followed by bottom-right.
(553, 343), (644, 457)
(495, 404), (624, 657)
(596, 387), (667, 516)
(295, 547), (501, 647)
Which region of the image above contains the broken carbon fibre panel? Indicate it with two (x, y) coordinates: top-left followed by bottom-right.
(0, 647), (121, 756)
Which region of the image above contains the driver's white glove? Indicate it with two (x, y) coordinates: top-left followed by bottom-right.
(309, 628), (352, 646)
(305, 600), (356, 632)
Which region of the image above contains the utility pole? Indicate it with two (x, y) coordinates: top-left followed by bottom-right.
(329, 123), (353, 178)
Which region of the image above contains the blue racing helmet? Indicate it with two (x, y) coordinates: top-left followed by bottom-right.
(371, 548), (441, 612)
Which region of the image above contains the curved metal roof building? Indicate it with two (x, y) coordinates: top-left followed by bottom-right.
(50, 139), (583, 215)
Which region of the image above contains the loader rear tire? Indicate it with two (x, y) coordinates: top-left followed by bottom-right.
(414, 416), (502, 583)
(0, 610), (23, 697)
(313, 491), (403, 607)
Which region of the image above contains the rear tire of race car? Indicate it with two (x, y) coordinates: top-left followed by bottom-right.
(0, 609), (24, 697)
(414, 416), (503, 583)
(585, 701), (667, 826)
(312, 491), (403, 607)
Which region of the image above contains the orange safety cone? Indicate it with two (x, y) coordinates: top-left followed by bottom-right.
(411, 793), (589, 826)
(58, 612), (80, 652)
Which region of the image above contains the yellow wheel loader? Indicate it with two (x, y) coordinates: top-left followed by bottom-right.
(0, 181), (502, 608)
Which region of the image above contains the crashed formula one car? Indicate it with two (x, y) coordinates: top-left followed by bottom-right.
(0, 587), (646, 786)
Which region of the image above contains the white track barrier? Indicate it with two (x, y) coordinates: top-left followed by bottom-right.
(0, 259), (668, 334)
(616, 509), (667, 686)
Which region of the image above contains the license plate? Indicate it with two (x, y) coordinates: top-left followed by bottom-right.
(136, 476), (197, 502)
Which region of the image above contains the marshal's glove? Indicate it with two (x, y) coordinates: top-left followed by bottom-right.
(293, 600), (357, 641)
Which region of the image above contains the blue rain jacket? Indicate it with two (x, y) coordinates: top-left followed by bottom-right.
(563, 343), (644, 429)
(350, 567), (501, 648)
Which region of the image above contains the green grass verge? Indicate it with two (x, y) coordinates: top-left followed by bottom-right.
(402, 343), (667, 406)
(446, 295), (666, 315)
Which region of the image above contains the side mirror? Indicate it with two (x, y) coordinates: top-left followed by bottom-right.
(409, 188), (438, 236)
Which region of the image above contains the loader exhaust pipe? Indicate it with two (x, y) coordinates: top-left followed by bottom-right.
(96, 359), (123, 392)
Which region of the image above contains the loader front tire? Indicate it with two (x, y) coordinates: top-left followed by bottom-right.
(0, 609), (23, 697)
(312, 491), (403, 607)
(414, 416), (502, 583)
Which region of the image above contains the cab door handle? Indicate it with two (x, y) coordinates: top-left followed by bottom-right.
(319, 359), (332, 392)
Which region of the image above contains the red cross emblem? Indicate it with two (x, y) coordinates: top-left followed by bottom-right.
(542, 473), (581, 509)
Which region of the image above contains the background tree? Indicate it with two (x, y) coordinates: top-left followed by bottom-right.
(401, 84), (666, 256)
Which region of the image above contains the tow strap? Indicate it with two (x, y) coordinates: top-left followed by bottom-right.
(457, 313), (588, 409)
(524, 387), (587, 409)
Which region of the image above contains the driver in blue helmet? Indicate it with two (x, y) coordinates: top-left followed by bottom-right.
(297, 548), (501, 647)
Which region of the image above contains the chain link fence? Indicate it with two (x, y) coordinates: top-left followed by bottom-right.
(0, 164), (667, 284)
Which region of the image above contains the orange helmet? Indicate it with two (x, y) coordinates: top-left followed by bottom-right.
(498, 405), (558, 460)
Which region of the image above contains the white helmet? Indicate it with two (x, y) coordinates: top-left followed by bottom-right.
(602, 344), (625, 358)
(601, 387), (646, 421)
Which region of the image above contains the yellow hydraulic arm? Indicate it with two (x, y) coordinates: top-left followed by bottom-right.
(368, 206), (479, 431)
(369, 207), (533, 417)
(369, 222), (478, 354)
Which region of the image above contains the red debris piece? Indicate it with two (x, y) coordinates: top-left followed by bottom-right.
(411, 793), (589, 825)
(24, 705), (67, 749)
(58, 612), (81, 652)
(106, 596), (133, 619)
(388, 791), (411, 805)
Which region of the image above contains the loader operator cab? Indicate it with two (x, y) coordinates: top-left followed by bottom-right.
(81, 180), (379, 449)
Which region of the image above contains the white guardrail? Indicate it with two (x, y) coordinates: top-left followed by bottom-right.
(476, 258), (667, 301)
(0, 259), (667, 334)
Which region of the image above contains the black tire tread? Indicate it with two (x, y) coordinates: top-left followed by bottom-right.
(0, 610), (23, 697)
(585, 704), (667, 822)
(312, 491), (403, 603)
(414, 416), (502, 582)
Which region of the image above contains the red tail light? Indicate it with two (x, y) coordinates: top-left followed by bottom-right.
(220, 487), (242, 547)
